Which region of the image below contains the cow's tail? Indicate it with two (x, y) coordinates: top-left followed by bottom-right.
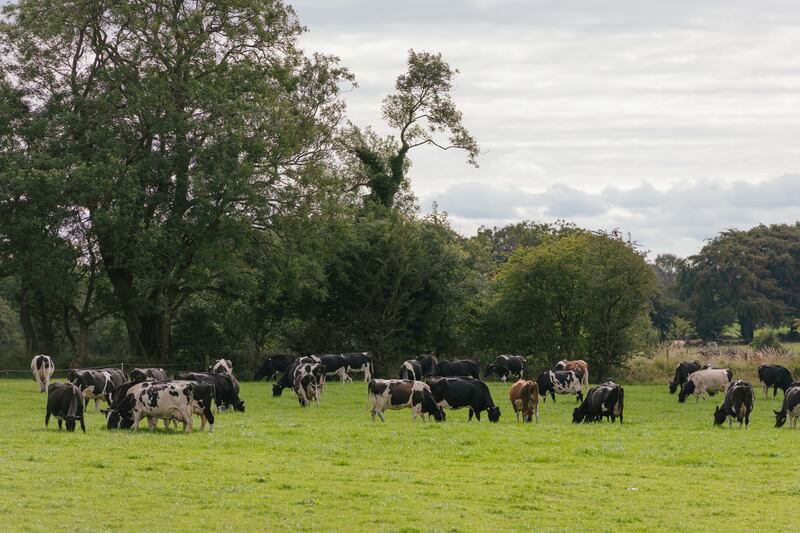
(366, 380), (376, 411)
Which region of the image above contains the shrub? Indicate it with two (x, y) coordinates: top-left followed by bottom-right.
(752, 327), (783, 351)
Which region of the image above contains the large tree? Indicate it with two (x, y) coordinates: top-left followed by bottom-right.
(1, 0), (352, 361)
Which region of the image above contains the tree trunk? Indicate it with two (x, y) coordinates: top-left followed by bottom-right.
(18, 286), (37, 355)
(739, 313), (755, 344)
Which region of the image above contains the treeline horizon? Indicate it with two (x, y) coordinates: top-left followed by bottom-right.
(1, 1), (798, 379)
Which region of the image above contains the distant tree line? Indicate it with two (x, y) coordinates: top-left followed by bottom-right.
(0, 1), (797, 379)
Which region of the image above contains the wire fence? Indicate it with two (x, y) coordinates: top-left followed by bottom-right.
(0, 361), (195, 379)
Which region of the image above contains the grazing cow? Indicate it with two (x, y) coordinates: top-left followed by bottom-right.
(678, 368), (733, 403)
(415, 354), (438, 377)
(210, 359), (233, 375)
(343, 352), (374, 382)
(105, 381), (195, 432)
(273, 363), (298, 397)
(31, 355), (54, 393)
(400, 359), (423, 380)
(555, 359), (589, 390)
(536, 370), (583, 402)
(253, 355), (296, 382)
(130, 367), (169, 382)
(509, 379), (539, 423)
(367, 379), (445, 422)
(774, 385), (800, 428)
(485, 355), (525, 383)
(45, 382), (85, 433)
(714, 380), (755, 428)
(669, 360), (702, 394)
(173, 371), (245, 412)
(428, 377), (501, 422)
(757, 364), (794, 398)
(67, 369), (115, 411)
(167, 380), (216, 432)
(572, 382), (625, 424)
(314, 354), (352, 383)
(432, 359), (481, 379)
(292, 362), (327, 407)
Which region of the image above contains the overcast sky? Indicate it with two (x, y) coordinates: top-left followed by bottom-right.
(291, 0), (800, 257)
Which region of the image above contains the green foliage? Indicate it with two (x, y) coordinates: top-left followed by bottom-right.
(0, 296), (24, 361)
(752, 327), (783, 351)
(669, 316), (697, 341)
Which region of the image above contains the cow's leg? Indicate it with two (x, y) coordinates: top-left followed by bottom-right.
(45, 410), (51, 428)
(773, 385), (778, 398)
(576, 391), (583, 402)
(163, 418), (170, 429)
(377, 410), (385, 422)
(57, 418), (63, 430)
(412, 405), (419, 422)
(94, 398), (100, 412)
(184, 409), (193, 433)
(550, 390), (556, 402)
(762, 383), (768, 398)
(148, 417), (157, 431)
(132, 410), (142, 432)
(515, 409), (520, 423)
(534, 406), (539, 424)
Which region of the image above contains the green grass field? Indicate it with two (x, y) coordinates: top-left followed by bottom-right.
(0, 378), (797, 532)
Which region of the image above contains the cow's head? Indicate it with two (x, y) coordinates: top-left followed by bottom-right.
(554, 360), (567, 371)
(272, 384), (284, 397)
(713, 406), (727, 426)
(487, 405), (501, 423)
(668, 380), (679, 394)
(233, 399), (246, 412)
(677, 381), (694, 403)
(774, 410), (787, 428)
(431, 405), (446, 422)
(484, 363), (495, 378)
(572, 406), (584, 423)
(105, 409), (133, 430)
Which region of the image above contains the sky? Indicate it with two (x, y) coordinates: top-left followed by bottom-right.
(290, 0), (800, 257)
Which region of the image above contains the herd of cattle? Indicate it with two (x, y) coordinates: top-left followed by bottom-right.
(26, 351), (800, 433)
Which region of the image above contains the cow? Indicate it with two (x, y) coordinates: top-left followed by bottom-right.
(572, 382), (625, 424)
(415, 354), (438, 377)
(45, 382), (85, 433)
(343, 352), (374, 382)
(485, 355), (525, 383)
(67, 369), (116, 411)
(314, 354), (352, 383)
(173, 371), (245, 412)
(432, 359), (480, 379)
(428, 377), (501, 422)
(273, 363), (298, 397)
(130, 367), (169, 382)
(774, 385), (800, 428)
(713, 380), (754, 428)
(105, 381), (195, 432)
(254, 355), (296, 382)
(210, 359), (233, 375)
(367, 379), (445, 422)
(292, 362), (327, 407)
(669, 360), (702, 394)
(99, 368), (128, 390)
(509, 379), (538, 423)
(678, 368), (733, 403)
(669, 340), (686, 353)
(31, 355), (54, 393)
(555, 359), (589, 390)
(536, 370), (583, 402)
(167, 380), (216, 432)
(399, 359), (422, 380)
(757, 364), (794, 398)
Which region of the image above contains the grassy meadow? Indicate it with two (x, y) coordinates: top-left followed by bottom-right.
(0, 377), (798, 532)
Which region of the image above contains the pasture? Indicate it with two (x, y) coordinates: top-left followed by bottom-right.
(0, 378), (797, 532)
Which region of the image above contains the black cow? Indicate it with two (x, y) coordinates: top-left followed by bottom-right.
(572, 382), (624, 423)
(714, 380), (754, 428)
(314, 354), (352, 382)
(45, 382), (86, 432)
(67, 369), (115, 411)
(757, 364), (794, 398)
(669, 360), (702, 394)
(343, 352), (374, 381)
(130, 368), (169, 382)
(254, 355), (296, 382)
(536, 370), (583, 402)
(400, 359), (423, 380)
(415, 354), (438, 377)
(428, 377), (500, 422)
(432, 359), (480, 379)
(485, 355), (525, 383)
(774, 385), (800, 428)
(173, 371), (245, 412)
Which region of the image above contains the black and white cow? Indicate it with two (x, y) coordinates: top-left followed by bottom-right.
(399, 359), (423, 380)
(174, 371), (245, 412)
(31, 354), (55, 393)
(367, 379), (445, 422)
(292, 362), (327, 407)
(100, 368), (127, 390)
(714, 380), (755, 428)
(45, 382), (85, 432)
(427, 377), (500, 422)
(210, 359), (233, 375)
(415, 354), (438, 377)
(343, 352), (374, 382)
(273, 363), (298, 397)
(168, 380), (217, 432)
(774, 385), (800, 428)
(572, 382), (625, 424)
(678, 368), (733, 403)
(67, 369), (115, 411)
(669, 360), (702, 394)
(314, 354), (352, 383)
(105, 381), (195, 432)
(536, 370), (583, 402)
(432, 359), (480, 379)
(757, 364), (794, 398)
(130, 367), (169, 382)
(485, 355), (525, 383)
(254, 355), (296, 382)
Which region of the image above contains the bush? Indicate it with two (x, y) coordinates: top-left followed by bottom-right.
(752, 327), (783, 351)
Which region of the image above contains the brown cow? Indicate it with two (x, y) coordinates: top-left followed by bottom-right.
(555, 359), (589, 390)
(509, 380), (539, 423)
